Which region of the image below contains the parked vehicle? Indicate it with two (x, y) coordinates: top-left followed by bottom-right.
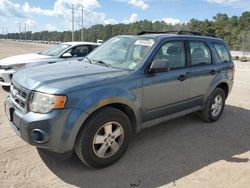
(4, 31), (234, 168)
(0, 42), (100, 86)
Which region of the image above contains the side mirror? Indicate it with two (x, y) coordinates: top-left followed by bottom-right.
(149, 59), (170, 73)
(62, 53), (72, 58)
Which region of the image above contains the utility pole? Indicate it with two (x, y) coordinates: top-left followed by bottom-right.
(24, 23), (27, 41)
(5, 28), (8, 39)
(72, 4), (74, 41)
(242, 33), (245, 58)
(19, 21), (21, 41)
(81, 5), (83, 41)
(2, 27), (4, 39)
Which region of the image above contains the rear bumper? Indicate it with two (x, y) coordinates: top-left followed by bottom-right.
(4, 96), (89, 153)
(0, 69), (14, 86)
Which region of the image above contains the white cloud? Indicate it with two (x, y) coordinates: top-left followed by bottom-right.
(0, 0), (118, 31)
(206, 0), (239, 3)
(206, 0), (250, 9)
(22, 2), (55, 16)
(128, 0), (149, 10)
(53, 0), (100, 17)
(123, 13), (139, 24)
(163, 17), (181, 25)
(0, 0), (26, 18)
(45, 24), (58, 31)
(21, 0), (100, 17)
(104, 18), (118, 25)
(26, 19), (38, 28)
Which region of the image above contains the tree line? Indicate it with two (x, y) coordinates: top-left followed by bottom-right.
(1, 12), (250, 51)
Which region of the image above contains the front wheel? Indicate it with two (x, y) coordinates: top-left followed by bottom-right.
(199, 88), (226, 123)
(74, 107), (132, 168)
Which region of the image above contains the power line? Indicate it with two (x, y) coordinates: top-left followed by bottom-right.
(5, 28), (8, 39)
(24, 23), (27, 41)
(19, 21), (21, 41)
(81, 5), (83, 41)
(1, 28), (3, 39)
(72, 3), (74, 41)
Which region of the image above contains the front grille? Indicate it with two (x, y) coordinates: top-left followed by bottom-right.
(0, 77), (4, 82)
(10, 82), (30, 112)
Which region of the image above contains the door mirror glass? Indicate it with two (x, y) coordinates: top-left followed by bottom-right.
(149, 59), (170, 73)
(62, 53), (72, 58)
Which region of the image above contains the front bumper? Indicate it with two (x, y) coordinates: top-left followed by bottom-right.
(0, 69), (14, 86)
(4, 96), (89, 153)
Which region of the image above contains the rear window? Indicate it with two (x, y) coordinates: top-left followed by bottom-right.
(214, 43), (230, 63)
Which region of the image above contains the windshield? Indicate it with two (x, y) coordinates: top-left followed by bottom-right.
(39, 44), (71, 56)
(87, 36), (155, 70)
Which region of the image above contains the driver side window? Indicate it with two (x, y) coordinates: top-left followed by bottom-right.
(154, 41), (186, 69)
(67, 46), (89, 57)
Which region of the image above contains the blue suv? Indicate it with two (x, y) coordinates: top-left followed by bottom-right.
(5, 31), (234, 168)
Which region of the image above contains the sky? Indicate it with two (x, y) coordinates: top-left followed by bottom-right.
(0, 0), (249, 33)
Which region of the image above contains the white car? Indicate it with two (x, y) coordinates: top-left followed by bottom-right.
(0, 42), (100, 86)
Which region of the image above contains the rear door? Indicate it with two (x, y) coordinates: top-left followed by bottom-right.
(187, 40), (217, 101)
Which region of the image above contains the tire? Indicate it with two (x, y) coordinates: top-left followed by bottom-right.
(74, 107), (132, 168)
(2, 86), (10, 92)
(199, 88), (226, 123)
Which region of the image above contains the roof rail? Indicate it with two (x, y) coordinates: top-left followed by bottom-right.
(137, 30), (217, 38)
(137, 31), (176, 35)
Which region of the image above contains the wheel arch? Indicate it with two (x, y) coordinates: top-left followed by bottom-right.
(216, 82), (229, 98)
(76, 102), (139, 141)
(206, 80), (230, 101)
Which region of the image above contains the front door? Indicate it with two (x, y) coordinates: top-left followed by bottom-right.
(142, 40), (191, 122)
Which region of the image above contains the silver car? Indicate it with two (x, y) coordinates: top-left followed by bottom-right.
(0, 42), (100, 86)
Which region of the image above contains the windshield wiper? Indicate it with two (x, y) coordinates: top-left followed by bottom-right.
(92, 59), (111, 67)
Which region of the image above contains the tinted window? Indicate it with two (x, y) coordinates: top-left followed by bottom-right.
(67, 45), (89, 57)
(190, 41), (212, 66)
(154, 41), (186, 69)
(90, 45), (99, 52)
(214, 43), (230, 63)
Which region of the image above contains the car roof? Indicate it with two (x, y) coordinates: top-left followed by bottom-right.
(61, 42), (100, 46)
(118, 33), (224, 43)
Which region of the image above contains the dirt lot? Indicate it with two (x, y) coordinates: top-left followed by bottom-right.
(0, 40), (250, 188)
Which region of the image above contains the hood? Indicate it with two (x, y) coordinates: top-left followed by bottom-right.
(13, 61), (129, 93)
(0, 53), (51, 65)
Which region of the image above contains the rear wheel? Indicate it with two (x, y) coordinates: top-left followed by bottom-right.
(199, 88), (226, 123)
(74, 107), (132, 168)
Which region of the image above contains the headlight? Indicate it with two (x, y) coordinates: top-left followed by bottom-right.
(0, 64), (25, 70)
(29, 92), (67, 113)
(13, 64), (26, 69)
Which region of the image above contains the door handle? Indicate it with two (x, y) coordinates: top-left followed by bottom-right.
(177, 74), (188, 82)
(210, 70), (216, 75)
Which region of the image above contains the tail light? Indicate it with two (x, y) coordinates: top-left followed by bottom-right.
(232, 66), (235, 79)
(230, 66), (235, 80)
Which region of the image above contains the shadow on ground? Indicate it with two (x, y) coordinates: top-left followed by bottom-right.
(38, 105), (250, 188)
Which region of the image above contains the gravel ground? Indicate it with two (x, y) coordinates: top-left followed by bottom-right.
(0, 40), (250, 188)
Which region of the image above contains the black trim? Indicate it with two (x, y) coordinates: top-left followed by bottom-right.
(143, 96), (203, 122)
(137, 30), (217, 38)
